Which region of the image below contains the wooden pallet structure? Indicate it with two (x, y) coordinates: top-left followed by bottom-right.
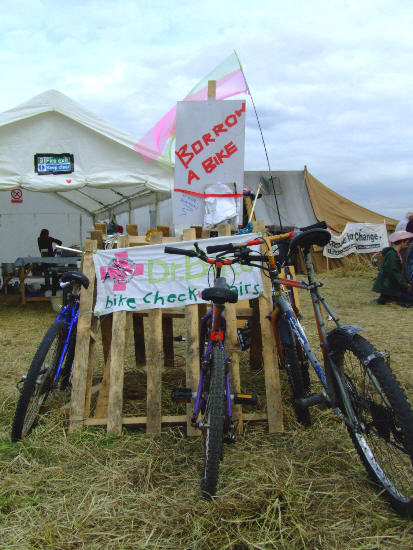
(69, 222), (291, 436)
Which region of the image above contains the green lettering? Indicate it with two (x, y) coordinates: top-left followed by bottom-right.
(178, 294), (186, 302)
(167, 293), (176, 303)
(185, 257), (208, 280)
(143, 292), (152, 303)
(105, 296), (113, 308)
(170, 263), (183, 281)
(127, 298), (136, 309)
(148, 259), (169, 283)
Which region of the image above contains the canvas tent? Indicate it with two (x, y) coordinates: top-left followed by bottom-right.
(244, 168), (397, 234)
(0, 89), (173, 262)
(0, 89), (397, 263)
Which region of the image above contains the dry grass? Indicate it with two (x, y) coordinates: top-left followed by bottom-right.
(1, 269), (413, 549)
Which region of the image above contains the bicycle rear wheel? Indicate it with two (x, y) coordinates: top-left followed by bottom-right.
(201, 347), (226, 499)
(329, 332), (413, 516)
(11, 320), (67, 441)
(277, 314), (311, 426)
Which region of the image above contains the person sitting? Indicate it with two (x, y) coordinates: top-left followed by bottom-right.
(373, 230), (413, 305)
(37, 229), (62, 292)
(37, 228), (62, 257)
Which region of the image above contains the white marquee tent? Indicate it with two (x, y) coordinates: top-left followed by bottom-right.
(0, 89), (173, 262)
(0, 89), (397, 264)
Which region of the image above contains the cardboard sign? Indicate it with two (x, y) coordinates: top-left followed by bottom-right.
(173, 100), (246, 228)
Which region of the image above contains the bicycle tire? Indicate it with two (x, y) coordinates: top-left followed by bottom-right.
(277, 316), (311, 426)
(11, 320), (67, 442)
(329, 332), (413, 516)
(201, 347), (226, 499)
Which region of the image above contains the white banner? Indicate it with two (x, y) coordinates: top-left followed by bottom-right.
(93, 234), (263, 315)
(173, 100), (246, 228)
(323, 222), (389, 258)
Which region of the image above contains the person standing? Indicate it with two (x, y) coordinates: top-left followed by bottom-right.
(395, 211), (413, 232)
(373, 230), (413, 305)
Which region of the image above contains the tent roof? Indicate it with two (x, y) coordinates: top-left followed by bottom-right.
(0, 90), (173, 215)
(244, 169), (397, 233)
(304, 168), (397, 233)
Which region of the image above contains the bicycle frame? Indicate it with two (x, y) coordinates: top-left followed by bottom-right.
(263, 235), (363, 427)
(49, 297), (79, 391)
(191, 265), (233, 427)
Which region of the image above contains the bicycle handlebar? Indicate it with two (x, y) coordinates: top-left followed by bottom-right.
(164, 246), (198, 257)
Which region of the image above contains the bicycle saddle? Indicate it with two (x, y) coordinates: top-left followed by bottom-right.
(60, 271), (90, 289)
(289, 228), (331, 254)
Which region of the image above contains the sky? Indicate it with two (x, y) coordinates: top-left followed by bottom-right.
(0, 0), (412, 221)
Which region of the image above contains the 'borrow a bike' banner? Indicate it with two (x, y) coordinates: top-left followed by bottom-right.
(323, 222), (389, 258)
(93, 234), (263, 315)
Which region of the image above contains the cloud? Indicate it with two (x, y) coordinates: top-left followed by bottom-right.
(0, 0), (412, 219)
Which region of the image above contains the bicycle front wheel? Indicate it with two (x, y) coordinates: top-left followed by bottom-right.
(11, 321), (67, 442)
(201, 347), (226, 499)
(329, 332), (413, 516)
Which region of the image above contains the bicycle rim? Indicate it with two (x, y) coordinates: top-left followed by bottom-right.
(331, 334), (413, 515)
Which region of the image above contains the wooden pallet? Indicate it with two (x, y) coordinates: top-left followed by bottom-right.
(69, 225), (285, 436)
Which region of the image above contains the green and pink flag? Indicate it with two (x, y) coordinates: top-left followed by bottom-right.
(134, 52), (248, 164)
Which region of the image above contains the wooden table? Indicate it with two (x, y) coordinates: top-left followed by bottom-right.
(13, 256), (80, 305)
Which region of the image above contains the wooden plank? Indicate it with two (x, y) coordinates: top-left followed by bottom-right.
(85, 415), (188, 426)
(126, 224), (138, 236)
(84, 413), (269, 426)
(107, 311), (131, 435)
(183, 227), (199, 436)
(249, 299), (262, 370)
(90, 230), (104, 249)
(146, 308), (163, 434)
(258, 244), (283, 433)
(84, 314), (99, 417)
(94, 223), (107, 235)
(162, 316), (174, 367)
(94, 314), (113, 418)
(133, 314), (146, 365)
(208, 80), (216, 99)
(156, 225), (170, 237)
(69, 239), (97, 433)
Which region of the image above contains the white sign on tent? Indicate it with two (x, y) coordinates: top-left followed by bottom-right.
(173, 100), (246, 228)
(323, 222), (389, 258)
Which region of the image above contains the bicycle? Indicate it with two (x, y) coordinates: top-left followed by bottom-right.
(11, 270), (89, 442)
(208, 221), (413, 516)
(164, 242), (258, 499)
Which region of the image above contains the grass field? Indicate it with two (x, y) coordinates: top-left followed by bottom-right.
(1, 268), (413, 549)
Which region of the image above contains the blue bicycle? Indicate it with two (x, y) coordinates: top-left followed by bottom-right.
(11, 271), (89, 441)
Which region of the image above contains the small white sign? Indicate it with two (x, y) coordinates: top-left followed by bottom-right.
(323, 222), (389, 258)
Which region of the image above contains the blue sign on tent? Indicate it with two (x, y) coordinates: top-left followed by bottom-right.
(34, 153), (74, 175)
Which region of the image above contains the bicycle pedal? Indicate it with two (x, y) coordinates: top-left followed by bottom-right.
(171, 387), (192, 403)
(233, 393), (258, 406)
(223, 434), (236, 444)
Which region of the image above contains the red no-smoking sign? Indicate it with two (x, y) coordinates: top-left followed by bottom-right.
(11, 188), (23, 203)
